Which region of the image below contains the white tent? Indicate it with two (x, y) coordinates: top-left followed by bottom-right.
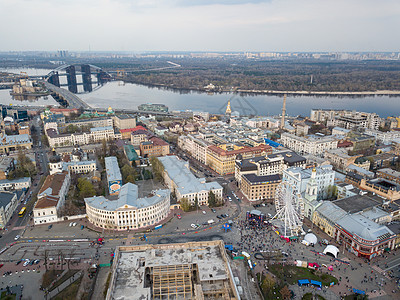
(323, 245), (339, 258)
(304, 233), (318, 245)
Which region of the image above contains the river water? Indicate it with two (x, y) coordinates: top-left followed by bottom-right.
(1, 68), (399, 118)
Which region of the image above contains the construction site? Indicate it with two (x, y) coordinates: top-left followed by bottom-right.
(106, 241), (241, 300)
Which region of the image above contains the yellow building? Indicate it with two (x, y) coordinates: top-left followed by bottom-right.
(207, 144), (272, 175)
(240, 174), (281, 202)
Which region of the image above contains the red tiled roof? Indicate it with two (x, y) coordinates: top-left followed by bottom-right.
(120, 126), (147, 133)
(149, 136), (169, 146)
(35, 195), (59, 209)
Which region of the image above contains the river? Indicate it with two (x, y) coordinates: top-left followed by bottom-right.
(1, 68), (399, 118)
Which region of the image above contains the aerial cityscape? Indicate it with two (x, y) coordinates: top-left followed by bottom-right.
(0, 1), (400, 300)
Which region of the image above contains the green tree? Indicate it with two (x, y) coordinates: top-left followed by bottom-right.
(126, 174), (136, 184)
(208, 190), (217, 207)
(180, 197), (191, 212)
(150, 156), (164, 182)
(42, 135), (49, 147)
(77, 178), (96, 199)
(8, 150), (37, 179)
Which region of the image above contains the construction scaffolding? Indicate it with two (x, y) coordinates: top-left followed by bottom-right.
(152, 264), (194, 299)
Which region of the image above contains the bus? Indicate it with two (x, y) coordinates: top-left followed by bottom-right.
(18, 207), (26, 217)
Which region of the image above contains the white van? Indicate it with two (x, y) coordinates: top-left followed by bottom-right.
(207, 219), (215, 224)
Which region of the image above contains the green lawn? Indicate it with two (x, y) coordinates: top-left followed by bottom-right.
(268, 264), (338, 286)
(0, 291), (16, 300)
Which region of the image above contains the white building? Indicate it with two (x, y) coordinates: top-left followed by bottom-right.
(0, 177), (31, 191)
(33, 171), (70, 225)
(330, 112), (381, 130)
(280, 133), (339, 156)
(365, 129), (400, 145)
(158, 156), (223, 206)
(282, 165), (335, 200)
(46, 126), (121, 148)
(177, 134), (210, 165)
(85, 183), (170, 230)
(49, 147), (96, 175)
(245, 117), (280, 129)
(0, 192), (18, 229)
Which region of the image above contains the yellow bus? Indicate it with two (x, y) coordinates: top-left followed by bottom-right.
(18, 207), (26, 217)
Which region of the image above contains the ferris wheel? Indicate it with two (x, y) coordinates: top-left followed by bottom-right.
(272, 181), (305, 237)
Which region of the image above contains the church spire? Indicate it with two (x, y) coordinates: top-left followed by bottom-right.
(225, 100), (232, 116)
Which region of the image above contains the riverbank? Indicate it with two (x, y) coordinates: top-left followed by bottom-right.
(122, 79), (400, 97)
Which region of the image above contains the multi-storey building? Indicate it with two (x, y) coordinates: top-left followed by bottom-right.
(313, 201), (395, 260)
(105, 156), (122, 196)
(376, 168), (400, 185)
(177, 134), (210, 165)
(33, 171), (70, 225)
(0, 133), (32, 154)
(280, 133), (338, 156)
(282, 165), (335, 200)
(0, 192), (18, 229)
(310, 109), (351, 122)
(0, 156), (14, 180)
(85, 183), (170, 230)
(330, 111), (381, 130)
(365, 129), (400, 145)
(49, 146), (96, 175)
(158, 156), (222, 206)
(139, 137), (170, 158)
(359, 178), (400, 201)
(138, 103), (168, 112)
(235, 151), (306, 186)
(324, 148), (361, 172)
(207, 144), (272, 175)
(240, 174), (281, 202)
(46, 126), (120, 148)
(113, 114), (136, 130)
(131, 129), (152, 146)
(0, 177), (31, 191)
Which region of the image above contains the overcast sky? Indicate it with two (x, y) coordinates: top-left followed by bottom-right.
(1, 0), (399, 52)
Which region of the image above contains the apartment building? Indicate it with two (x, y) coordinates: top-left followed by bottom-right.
(113, 114), (136, 130)
(365, 129), (400, 145)
(177, 134), (210, 165)
(280, 133), (338, 156)
(0, 133), (32, 154)
(207, 144), (272, 175)
(376, 168), (400, 185)
(0, 192), (18, 229)
(139, 137), (170, 158)
(324, 148), (362, 172)
(46, 126), (120, 148)
(0, 177), (31, 191)
(235, 151), (306, 186)
(240, 174), (281, 202)
(330, 112), (381, 130)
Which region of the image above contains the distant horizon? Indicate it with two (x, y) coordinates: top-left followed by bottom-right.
(1, 1), (399, 52)
(1, 50), (399, 54)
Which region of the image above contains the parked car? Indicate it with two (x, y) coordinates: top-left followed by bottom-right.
(0, 264), (3, 268)
(177, 214), (182, 219)
(23, 260), (30, 267)
(48, 224), (53, 229)
(211, 208), (216, 213)
(190, 224), (197, 229)
(16, 260), (22, 265)
(202, 211), (206, 215)
(14, 235), (20, 240)
(216, 215), (222, 220)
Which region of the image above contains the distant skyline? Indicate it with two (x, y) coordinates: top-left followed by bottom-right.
(1, 0), (399, 52)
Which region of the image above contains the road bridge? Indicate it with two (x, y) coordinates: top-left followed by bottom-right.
(43, 81), (91, 109)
